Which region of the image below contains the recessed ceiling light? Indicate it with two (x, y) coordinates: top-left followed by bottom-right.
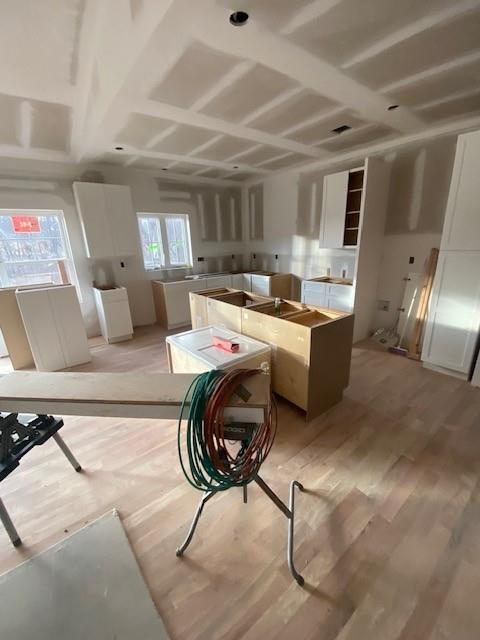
(233, 165), (239, 169)
(229, 11), (249, 26)
(387, 104), (399, 111)
(162, 167), (168, 171)
(114, 146), (124, 151)
(331, 124), (351, 135)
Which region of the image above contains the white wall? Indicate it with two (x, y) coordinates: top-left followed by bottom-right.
(244, 136), (457, 334)
(0, 164), (245, 334)
(0, 134), (458, 339)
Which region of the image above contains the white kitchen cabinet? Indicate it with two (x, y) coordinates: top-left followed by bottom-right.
(152, 279), (207, 329)
(441, 130), (480, 251)
(302, 280), (327, 307)
(205, 275), (232, 289)
(302, 279), (354, 312)
(421, 251), (480, 374)
(93, 286), (133, 343)
(73, 181), (139, 258)
(249, 272), (291, 298)
(242, 273), (253, 292)
(15, 285), (90, 371)
(319, 171), (349, 248)
(319, 169), (365, 249)
(231, 273), (245, 289)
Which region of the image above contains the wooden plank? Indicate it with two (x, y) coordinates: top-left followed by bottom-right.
(408, 248), (439, 359)
(0, 370), (270, 420)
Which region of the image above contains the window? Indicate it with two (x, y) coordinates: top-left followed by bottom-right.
(137, 213), (192, 270)
(0, 210), (79, 291)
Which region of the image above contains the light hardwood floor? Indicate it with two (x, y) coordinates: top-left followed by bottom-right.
(1, 324), (480, 639)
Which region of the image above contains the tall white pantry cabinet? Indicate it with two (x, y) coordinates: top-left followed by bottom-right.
(422, 130), (480, 378)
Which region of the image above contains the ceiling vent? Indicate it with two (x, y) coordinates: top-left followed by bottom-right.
(331, 124), (351, 135)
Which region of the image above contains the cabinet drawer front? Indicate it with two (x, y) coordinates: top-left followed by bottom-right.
(302, 290), (326, 307)
(302, 281), (327, 294)
(327, 284), (354, 300)
(327, 297), (353, 312)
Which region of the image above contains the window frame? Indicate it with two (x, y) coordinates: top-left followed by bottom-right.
(0, 208), (81, 297)
(137, 212), (193, 271)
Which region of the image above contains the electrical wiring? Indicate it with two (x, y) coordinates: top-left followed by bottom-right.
(177, 368), (276, 492)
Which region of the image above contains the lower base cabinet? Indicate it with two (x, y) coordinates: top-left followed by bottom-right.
(15, 285), (91, 371)
(189, 289), (354, 420)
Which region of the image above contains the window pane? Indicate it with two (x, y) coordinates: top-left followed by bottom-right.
(165, 216), (190, 266)
(138, 216), (164, 269)
(0, 213), (74, 289)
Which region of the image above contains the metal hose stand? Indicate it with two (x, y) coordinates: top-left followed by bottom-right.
(176, 476), (306, 586)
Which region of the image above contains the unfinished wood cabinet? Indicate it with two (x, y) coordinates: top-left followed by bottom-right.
(241, 303), (353, 420)
(190, 289), (271, 331)
(152, 279), (206, 330)
(190, 289), (354, 420)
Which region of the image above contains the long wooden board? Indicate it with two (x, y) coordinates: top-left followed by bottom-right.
(0, 371), (270, 421)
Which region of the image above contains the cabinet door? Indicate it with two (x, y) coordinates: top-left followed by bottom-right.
(243, 273), (252, 292)
(165, 280), (205, 328)
(441, 131), (480, 251)
(103, 300), (133, 338)
(302, 282), (327, 307)
(231, 273), (244, 289)
(319, 171), (348, 248)
(73, 182), (114, 258)
(206, 275), (232, 289)
(421, 251), (480, 373)
(250, 275), (270, 296)
(104, 184), (139, 256)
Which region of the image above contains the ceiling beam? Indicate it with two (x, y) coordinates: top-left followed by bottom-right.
(380, 50), (480, 95)
(77, 0), (180, 160)
(415, 87), (480, 112)
(190, 61), (254, 112)
(247, 113), (480, 184)
(281, 0), (344, 35)
(188, 2), (424, 135)
(91, 145), (271, 174)
(132, 100), (328, 158)
(70, 0), (107, 159)
(343, 0), (480, 69)
(0, 145), (72, 164)
(240, 86), (304, 127)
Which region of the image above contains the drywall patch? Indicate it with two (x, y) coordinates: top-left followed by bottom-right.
(152, 124), (217, 155)
(195, 135), (254, 161)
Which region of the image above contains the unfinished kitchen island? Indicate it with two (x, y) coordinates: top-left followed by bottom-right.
(189, 289), (354, 421)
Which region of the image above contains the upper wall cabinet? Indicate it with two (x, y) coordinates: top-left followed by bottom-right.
(249, 184), (264, 241)
(440, 130), (480, 251)
(319, 169), (365, 249)
(73, 182), (139, 258)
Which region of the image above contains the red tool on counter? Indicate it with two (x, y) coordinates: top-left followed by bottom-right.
(212, 335), (240, 353)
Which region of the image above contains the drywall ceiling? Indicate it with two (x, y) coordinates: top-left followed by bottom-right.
(0, 0), (479, 184)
